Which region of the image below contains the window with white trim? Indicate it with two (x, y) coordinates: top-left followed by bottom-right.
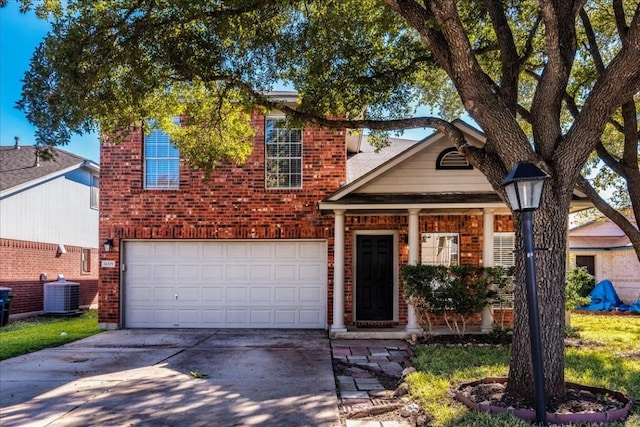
(90, 175), (99, 209)
(421, 233), (459, 266)
(493, 232), (515, 267)
(265, 116), (302, 189)
(144, 124), (180, 190)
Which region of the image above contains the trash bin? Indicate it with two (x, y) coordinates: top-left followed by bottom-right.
(0, 287), (14, 327)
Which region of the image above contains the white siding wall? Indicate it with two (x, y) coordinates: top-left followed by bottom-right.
(357, 139), (495, 194)
(570, 249), (640, 303)
(0, 168), (98, 248)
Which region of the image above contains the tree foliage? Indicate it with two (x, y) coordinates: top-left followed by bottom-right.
(4, 0), (640, 402)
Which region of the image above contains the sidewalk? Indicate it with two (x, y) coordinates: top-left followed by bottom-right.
(331, 339), (424, 427)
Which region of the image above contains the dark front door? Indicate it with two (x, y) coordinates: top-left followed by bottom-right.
(356, 235), (394, 321)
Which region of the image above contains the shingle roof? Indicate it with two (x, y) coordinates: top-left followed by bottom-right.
(0, 145), (91, 193)
(347, 134), (422, 182)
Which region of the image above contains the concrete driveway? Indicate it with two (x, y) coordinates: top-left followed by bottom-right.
(0, 329), (341, 426)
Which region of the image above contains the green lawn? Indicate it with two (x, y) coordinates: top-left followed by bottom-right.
(0, 310), (102, 361)
(407, 313), (640, 426)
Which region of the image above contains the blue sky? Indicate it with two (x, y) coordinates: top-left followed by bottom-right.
(0, 3), (100, 162)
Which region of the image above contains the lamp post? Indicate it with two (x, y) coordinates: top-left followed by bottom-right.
(501, 161), (549, 426)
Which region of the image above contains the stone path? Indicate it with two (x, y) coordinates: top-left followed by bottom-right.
(331, 339), (421, 427)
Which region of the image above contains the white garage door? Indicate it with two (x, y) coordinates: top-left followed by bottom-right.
(123, 240), (327, 328)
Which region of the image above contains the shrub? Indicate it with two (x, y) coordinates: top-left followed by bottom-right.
(566, 266), (595, 310)
(402, 264), (503, 336)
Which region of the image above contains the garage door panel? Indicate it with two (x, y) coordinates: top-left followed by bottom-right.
(154, 286), (176, 302)
(250, 242), (274, 258)
(178, 287), (200, 302)
(300, 287), (322, 303)
(250, 310), (272, 324)
(178, 265), (200, 279)
(250, 287), (272, 302)
(300, 264), (323, 281)
(226, 310), (249, 324)
(124, 240), (327, 328)
(227, 242), (249, 258)
(153, 264), (176, 280)
(275, 287), (296, 302)
(202, 264), (223, 280)
(154, 242), (177, 257)
(202, 287), (223, 301)
(226, 264), (248, 280)
(202, 244), (224, 257)
(226, 287), (247, 302)
(178, 243), (201, 258)
(300, 310), (322, 326)
(250, 264), (273, 280)
(275, 242), (297, 259)
(177, 309), (201, 325)
(275, 265), (296, 280)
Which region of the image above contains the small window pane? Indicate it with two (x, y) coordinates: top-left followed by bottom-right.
(421, 233), (459, 266)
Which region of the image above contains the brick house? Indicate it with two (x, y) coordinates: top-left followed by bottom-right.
(99, 93), (590, 335)
(0, 141), (99, 318)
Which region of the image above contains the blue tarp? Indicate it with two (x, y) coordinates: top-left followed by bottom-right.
(620, 300), (640, 314)
(576, 279), (622, 312)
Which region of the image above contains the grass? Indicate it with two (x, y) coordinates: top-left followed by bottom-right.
(406, 313), (640, 426)
(0, 310), (102, 361)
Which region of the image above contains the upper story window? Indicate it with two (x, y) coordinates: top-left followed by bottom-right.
(144, 124), (180, 190)
(421, 232), (459, 266)
(265, 116), (302, 189)
(493, 232), (515, 267)
(436, 147), (473, 170)
(90, 175), (99, 209)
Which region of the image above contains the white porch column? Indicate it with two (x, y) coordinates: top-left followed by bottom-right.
(331, 209), (347, 332)
(481, 209), (495, 332)
(406, 208), (422, 334)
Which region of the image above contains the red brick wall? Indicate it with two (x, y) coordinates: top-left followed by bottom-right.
(99, 112), (346, 326)
(0, 238), (98, 316)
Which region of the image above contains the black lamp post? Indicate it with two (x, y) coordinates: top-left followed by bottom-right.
(501, 161), (549, 426)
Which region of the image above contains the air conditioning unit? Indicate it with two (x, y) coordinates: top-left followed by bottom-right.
(44, 279), (80, 314)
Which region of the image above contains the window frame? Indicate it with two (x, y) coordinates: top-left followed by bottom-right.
(90, 175), (99, 209)
(144, 121), (181, 190)
(81, 248), (91, 273)
(493, 232), (516, 268)
(576, 255), (596, 276)
(420, 232), (460, 266)
(264, 115), (303, 189)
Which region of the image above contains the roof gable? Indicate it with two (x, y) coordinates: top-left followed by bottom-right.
(328, 121), (488, 202)
(0, 145), (99, 196)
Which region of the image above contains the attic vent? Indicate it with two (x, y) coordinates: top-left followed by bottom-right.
(436, 147), (473, 170)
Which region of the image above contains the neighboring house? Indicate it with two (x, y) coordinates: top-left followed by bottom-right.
(98, 93), (591, 335)
(569, 219), (640, 303)
(0, 141), (99, 318)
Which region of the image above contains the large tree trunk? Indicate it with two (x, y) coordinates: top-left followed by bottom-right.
(507, 191), (569, 403)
